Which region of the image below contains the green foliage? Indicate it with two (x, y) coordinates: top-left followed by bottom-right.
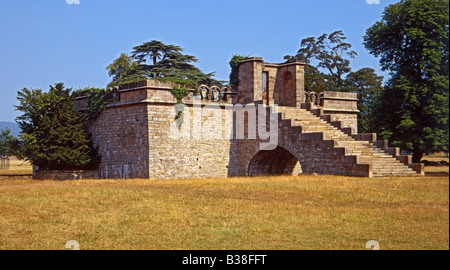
(130, 40), (222, 87)
(304, 65), (328, 94)
(106, 53), (144, 88)
(364, 0), (449, 161)
(170, 86), (191, 104)
(287, 31), (384, 132)
(73, 87), (112, 123)
(0, 128), (19, 156)
(229, 54), (250, 87)
(343, 68), (384, 133)
(106, 41), (222, 88)
(14, 83), (100, 170)
(285, 30), (357, 91)
(170, 86), (190, 121)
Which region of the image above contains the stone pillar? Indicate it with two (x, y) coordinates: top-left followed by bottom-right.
(320, 91), (359, 134)
(292, 62), (305, 107)
(236, 57), (264, 104)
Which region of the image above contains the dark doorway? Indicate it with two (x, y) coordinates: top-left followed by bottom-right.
(247, 146), (302, 176)
(262, 71), (269, 104)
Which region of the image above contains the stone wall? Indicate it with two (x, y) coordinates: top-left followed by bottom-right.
(320, 91), (358, 134)
(302, 91), (359, 134)
(146, 102), (232, 179)
(83, 80), (235, 179)
(34, 170), (98, 180)
(120, 80), (196, 104)
(89, 102), (150, 179)
(235, 58), (263, 104)
(228, 105), (371, 178)
(235, 58), (305, 107)
(263, 62), (305, 107)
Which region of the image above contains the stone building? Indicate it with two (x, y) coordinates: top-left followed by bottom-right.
(37, 57), (424, 180)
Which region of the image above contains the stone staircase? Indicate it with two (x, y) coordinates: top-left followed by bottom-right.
(277, 105), (422, 177)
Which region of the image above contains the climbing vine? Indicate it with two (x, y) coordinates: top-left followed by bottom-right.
(170, 86), (190, 104)
(170, 86), (190, 120)
(229, 54), (250, 87)
(73, 87), (112, 123)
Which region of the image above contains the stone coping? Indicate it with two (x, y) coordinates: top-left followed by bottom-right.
(239, 57), (305, 67)
(322, 91), (358, 101)
(323, 108), (360, 113)
(118, 85), (195, 93)
(104, 99), (236, 108)
(263, 61), (305, 67)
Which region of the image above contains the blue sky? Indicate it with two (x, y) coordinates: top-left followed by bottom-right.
(0, 0), (399, 122)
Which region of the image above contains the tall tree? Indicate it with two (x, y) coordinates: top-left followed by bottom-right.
(15, 83), (100, 170)
(344, 68), (384, 133)
(285, 31), (358, 91)
(0, 128), (19, 157)
(105, 53), (145, 88)
(130, 40), (221, 87)
(364, 0), (449, 162)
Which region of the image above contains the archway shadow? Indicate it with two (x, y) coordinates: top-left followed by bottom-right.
(247, 145), (301, 176)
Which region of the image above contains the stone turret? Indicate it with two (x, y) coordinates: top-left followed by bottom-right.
(233, 57), (306, 107)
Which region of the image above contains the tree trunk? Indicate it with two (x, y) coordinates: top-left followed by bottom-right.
(412, 150), (424, 163)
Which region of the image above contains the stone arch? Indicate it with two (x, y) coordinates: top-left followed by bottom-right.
(247, 145), (302, 176)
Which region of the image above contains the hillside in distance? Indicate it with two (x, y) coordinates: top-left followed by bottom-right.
(0, 121), (20, 137)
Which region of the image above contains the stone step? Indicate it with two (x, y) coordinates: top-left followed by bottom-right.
(373, 173), (418, 177)
(335, 141), (374, 146)
(374, 170), (417, 175)
(294, 121), (331, 127)
(344, 146), (383, 150)
(347, 149), (387, 154)
(370, 164), (408, 170)
(359, 156), (403, 162)
(279, 106), (418, 177)
(373, 166), (416, 171)
(373, 167), (414, 170)
(357, 152), (394, 157)
(358, 158), (398, 163)
(361, 157), (404, 163)
(355, 155), (397, 160)
(299, 126), (337, 132)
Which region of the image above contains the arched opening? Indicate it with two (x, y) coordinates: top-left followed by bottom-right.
(247, 146), (302, 176)
(280, 71), (295, 106)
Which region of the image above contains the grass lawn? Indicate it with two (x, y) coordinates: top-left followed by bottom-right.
(422, 153), (449, 173)
(0, 158), (32, 175)
(0, 175), (448, 250)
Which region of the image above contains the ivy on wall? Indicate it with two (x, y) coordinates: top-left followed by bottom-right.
(229, 54), (250, 87)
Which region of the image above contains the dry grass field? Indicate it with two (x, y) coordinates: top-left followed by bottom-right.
(0, 175), (448, 250)
(423, 153), (449, 173)
(0, 158), (32, 175)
